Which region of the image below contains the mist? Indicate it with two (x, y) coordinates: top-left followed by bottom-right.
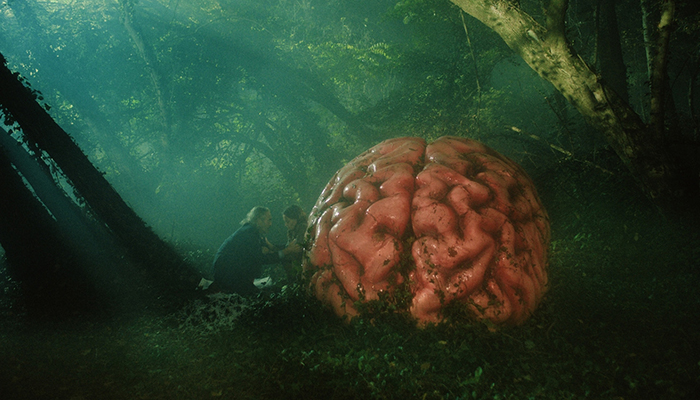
(1, 1), (699, 399)
(1, 0), (587, 252)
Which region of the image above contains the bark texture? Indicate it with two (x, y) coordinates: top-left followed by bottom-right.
(596, 0), (629, 103)
(450, 0), (697, 214)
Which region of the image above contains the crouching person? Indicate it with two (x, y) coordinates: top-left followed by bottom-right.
(209, 206), (300, 296)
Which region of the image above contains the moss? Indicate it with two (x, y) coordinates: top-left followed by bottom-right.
(2, 172), (699, 400)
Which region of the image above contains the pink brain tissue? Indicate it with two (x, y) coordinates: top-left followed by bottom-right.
(304, 136), (550, 327)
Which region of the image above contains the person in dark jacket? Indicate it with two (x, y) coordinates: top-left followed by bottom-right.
(212, 206), (300, 295)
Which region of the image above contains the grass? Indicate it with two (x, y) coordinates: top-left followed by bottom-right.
(1, 169), (699, 400)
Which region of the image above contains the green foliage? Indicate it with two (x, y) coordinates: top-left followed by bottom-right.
(2, 1), (700, 399)
(2, 142), (700, 399)
(0, 0), (622, 249)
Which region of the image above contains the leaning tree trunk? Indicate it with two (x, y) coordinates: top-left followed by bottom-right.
(7, 0), (153, 197)
(450, 0), (698, 216)
(0, 53), (198, 289)
(0, 144), (66, 279)
(0, 144), (102, 311)
(0, 127), (115, 260)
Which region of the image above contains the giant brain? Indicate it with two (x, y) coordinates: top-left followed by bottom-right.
(303, 136), (550, 326)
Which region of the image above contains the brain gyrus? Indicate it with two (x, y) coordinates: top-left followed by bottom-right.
(303, 136), (550, 326)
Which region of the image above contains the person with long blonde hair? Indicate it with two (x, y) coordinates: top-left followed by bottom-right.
(211, 206), (300, 295)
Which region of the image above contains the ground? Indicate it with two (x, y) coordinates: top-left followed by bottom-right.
(1, 168), (699, 400)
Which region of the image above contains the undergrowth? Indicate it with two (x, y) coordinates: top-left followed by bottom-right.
(1, 165), (699, 399)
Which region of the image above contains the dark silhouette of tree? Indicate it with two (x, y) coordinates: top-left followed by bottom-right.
(6, 0), (150, 196)
(450, 0), (699, 217)
(595, 0), (629, 104)
(0, 137), (101, 312)
(0, 53), (199, 301)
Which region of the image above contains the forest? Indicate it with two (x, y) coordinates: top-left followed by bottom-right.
(1, 0), (699, 399)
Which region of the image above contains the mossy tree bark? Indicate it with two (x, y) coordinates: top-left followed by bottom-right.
(449, 0), (697, 216)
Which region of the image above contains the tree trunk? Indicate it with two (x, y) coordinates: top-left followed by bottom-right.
(118, 0), (172, 145)
(7, 0), (153, 198)
(0, 143), (101, 312)
(242, 120), (319, 205)
(640, 0), (654, 83)
(648, 0), (675, 139)
(449, 0), (698, 216)
(0, 128), (107, 253)
(0, 53), (198, 288)
(595, 0), (630, 103)
(0, 143), (63, 275)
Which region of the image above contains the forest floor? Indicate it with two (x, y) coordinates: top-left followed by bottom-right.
(1, 173), (699, 400)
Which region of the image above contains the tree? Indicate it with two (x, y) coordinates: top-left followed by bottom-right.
(0, 53), (199, 291)
(5, 0), (154, 198)
(0, 130), (102, 311)
(595, 0), (629, 104)
(449, 0), (698, 216)
(0, 0), (373, 247)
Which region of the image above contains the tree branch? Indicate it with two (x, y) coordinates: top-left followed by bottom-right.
(119, 0), (171, 144)
(649, 0), (675, 139)
(510, 126), (613, 175)
(690, 66), (700, 139)
(449, 0), (697, 213)
(543, 0), (568, 49)
(460, 11), (482, 134)
(640, 0), (654, 83)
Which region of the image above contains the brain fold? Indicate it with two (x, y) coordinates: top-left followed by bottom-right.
(304, 136), (550, 326)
